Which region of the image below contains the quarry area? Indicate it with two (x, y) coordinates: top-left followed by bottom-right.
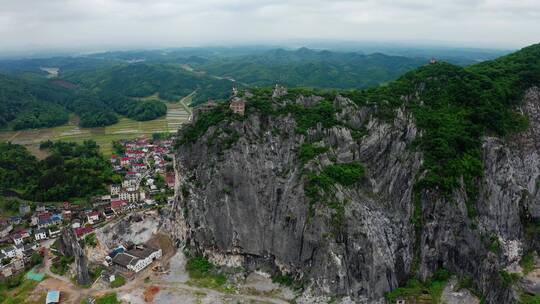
(24, 209), (297, 304)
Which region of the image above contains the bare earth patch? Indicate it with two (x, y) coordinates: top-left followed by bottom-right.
(144, 285), (161, 302)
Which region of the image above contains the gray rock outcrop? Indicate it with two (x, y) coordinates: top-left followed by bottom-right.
(169, 88), (540, 303)
(57, 227), (91, 285)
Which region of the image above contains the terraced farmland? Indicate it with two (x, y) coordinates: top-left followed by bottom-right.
(0, 95), (192, 157)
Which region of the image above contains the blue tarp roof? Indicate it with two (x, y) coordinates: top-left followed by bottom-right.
(109, 247), (125, 258)
(46, 290), (60, 303)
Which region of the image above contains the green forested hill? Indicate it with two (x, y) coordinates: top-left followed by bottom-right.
(0, 74), (70, 130)
(342, 44), (540, 207)
(0, 71), (169, 130)
(0, 47), (439, 115)
(198, 48), (428, 88)
(468, 42), (540, 103)
(0, 140), (117, 201)
(0, 62), (233, 130)
(62, 63), (234, 102)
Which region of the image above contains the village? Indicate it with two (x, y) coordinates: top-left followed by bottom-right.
(0, 135), (177, 303)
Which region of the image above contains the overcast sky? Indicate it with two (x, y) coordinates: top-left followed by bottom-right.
(0, 0), (539, 52)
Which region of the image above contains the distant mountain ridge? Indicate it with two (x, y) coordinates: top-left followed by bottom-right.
(0, 45), (517, 131)
(199, 48), (429, 89)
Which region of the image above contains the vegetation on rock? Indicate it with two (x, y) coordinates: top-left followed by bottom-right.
(304, 162), (365, 203)
(185, 256), (227, 289)
(298, 143), (328, 164)
(521, 294), (540, 304)
(50, 256), (75, 276)
(385, 269), (451, 304)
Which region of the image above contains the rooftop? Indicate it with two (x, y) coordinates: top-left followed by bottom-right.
(111, 200), (127, 209)
(126, 246), (158, 259)
(46, 290), (60, 304)
(73, 226), (93, 238)
(112, 252), (135, 267)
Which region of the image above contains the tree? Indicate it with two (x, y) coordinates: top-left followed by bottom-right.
(30, 251), (44, 267)
(84, 233), (97, 247)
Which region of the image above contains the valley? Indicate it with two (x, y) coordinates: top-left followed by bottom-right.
(0, 93), (192, 157)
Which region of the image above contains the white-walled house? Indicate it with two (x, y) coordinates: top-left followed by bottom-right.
(87, 211), (100, 224)
(110, 184), (121, 196)
(35, 229), (47, 241)
(112, 245), (162, 273)
(48, 227), (61, 238)
(10, 234), (24, 245)
(72, 219), (82, 229)
(1, 245), (24, 259)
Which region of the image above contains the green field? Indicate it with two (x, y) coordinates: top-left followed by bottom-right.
(0, 94), (193, 157)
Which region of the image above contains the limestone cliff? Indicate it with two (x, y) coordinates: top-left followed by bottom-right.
(168, 46), (540, 303)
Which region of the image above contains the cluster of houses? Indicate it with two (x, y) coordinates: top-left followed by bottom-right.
(109, 137), (176, 204)
(0, 136), (175, 281)
(0, 203), (65, 279)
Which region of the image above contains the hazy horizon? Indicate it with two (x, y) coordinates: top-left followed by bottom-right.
(1, 0), (539, 55)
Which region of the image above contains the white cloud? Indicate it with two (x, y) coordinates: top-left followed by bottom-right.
(0, 0), (538, 51)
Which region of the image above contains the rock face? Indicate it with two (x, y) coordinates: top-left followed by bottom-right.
(170, 88), (540, 303)
(57, 228), (91, 285)
(97, 212), (161, 249)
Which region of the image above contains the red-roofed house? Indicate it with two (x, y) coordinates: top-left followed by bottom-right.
(166, 173), (175, 188)
(137, 138), (148, 146)
(121, 157), (131, 166)
(74, 226), (93, 239)
(87, 211), (100, 224)
(111, 200), (127, 213)
(13, 228), (30, 238)
(126, 150), (145, 158)
(154, 147), (166, 154)
(38, 213), (50, 222)
(10, 228), (30, 245)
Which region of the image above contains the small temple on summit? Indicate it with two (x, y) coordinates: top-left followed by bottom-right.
(229, 87), (246, 116)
